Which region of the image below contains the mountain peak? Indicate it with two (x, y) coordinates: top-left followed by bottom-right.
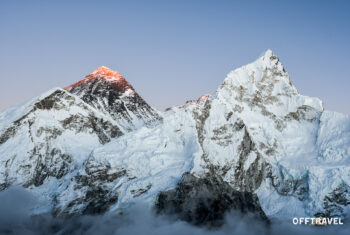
(217, 50), (324, 117)
(90, 66), (124, 80)
(63, 66), (162, 131)
(258, 49), (280, 66)
(221, 49), (288, 88)
(262, 49), (274, 58)
(64, 66), (129, 91)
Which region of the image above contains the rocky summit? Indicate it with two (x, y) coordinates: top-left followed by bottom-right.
(65, 66), (162, 132)
(0, 50), (349, 226)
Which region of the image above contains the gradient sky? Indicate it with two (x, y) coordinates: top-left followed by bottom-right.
(0, 0), (349, 113)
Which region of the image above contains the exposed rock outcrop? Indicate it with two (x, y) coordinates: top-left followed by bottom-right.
(156, 173), (268, 227)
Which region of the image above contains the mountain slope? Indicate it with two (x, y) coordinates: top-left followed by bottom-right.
(65, 66), (162, 132)
(0, 88), (123, 190)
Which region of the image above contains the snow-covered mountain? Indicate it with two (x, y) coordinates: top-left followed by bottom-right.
(0, 50), (349, 225)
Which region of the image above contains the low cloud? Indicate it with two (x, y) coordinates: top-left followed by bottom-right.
(0, 187), (349, 235)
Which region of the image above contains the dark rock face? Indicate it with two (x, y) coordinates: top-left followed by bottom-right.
(233, 127), (268, 192)
(284, 105), (318, 122)
(315, 183), (350, 218)
(156, 172), (268, 227)
(270, 171), (309, 201)
(26, 148), (73, 187)
(60, 114), (123, 144)
(66, 76), (162, 131)
(0, 125), (18, 145)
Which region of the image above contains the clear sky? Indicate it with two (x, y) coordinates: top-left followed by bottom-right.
(1, 0), (349, 113)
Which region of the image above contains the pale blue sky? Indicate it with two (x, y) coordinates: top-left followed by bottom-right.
(0, 0), (349, 113)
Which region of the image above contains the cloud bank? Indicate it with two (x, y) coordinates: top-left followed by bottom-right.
(0, 187), (348, 235)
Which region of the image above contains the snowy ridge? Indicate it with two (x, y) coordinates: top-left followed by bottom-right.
(0, 87), (64, 131)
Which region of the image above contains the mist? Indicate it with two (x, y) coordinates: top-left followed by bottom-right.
(0, 187), (349, 235)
